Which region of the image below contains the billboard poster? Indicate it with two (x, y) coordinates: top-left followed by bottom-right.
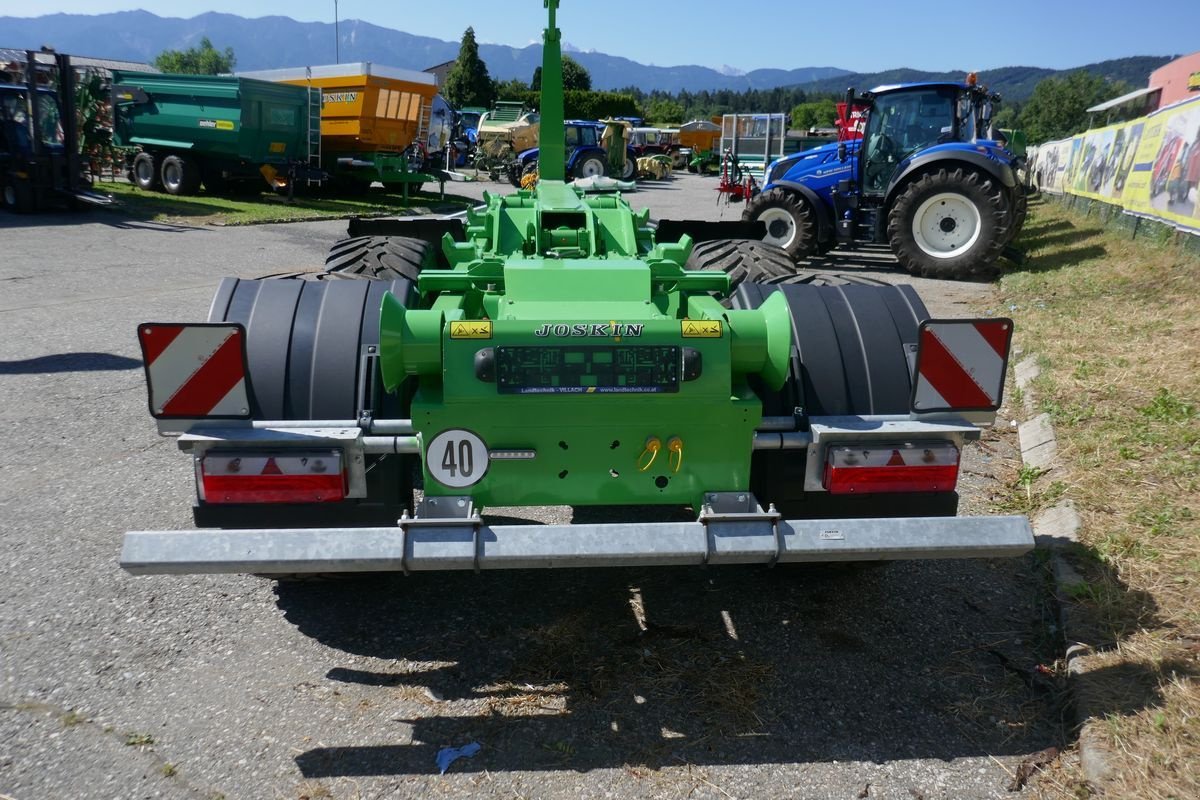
(1036, 95), (1200, 234)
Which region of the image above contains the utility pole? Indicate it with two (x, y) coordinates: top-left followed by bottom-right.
(334, 0), (340, 64)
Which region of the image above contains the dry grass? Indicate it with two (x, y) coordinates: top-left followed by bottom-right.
(999, 198), (1200, 797)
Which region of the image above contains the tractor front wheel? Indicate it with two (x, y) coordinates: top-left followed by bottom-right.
(887, 168), (1008, 280)
(742, 188), (817, 261)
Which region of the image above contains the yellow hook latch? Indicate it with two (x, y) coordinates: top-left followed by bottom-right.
(667, 436), (684, 473)
(636, 436), (662, 472)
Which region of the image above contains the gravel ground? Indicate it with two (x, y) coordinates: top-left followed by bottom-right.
(0, 176), (1057, 799)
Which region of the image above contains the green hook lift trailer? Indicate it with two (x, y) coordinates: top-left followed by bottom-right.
(120, 2), (1032, 577)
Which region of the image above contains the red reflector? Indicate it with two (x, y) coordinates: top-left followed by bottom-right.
(199, 451), (345, 504)
(823, 442), (960, 495)
(201, 473), (345, 504)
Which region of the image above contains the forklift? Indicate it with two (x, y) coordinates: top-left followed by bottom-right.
(0, 51), (112, 212)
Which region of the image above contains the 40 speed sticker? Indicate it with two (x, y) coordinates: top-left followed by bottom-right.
(426, 429), (490, 488)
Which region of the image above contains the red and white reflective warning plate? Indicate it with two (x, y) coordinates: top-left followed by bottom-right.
(137, 323), (251, 419)
(910, 318), (1012, 413)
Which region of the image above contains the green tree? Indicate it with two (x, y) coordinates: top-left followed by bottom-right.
(443, 27), (494, 109)
(789, 99), (838, 131)
(645, 98), (684, 125)
(153, 37), (235, 74)
(1018, 71), (1128, 143)
(492, 77), (529, 99)
(531, 55), (592, 92)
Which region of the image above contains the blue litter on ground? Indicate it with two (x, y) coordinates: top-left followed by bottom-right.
(436, 741), (481, 774)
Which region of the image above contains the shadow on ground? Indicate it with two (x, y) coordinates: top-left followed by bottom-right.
(277, 533), (1064, 777)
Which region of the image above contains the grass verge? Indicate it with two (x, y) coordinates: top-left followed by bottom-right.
(93, 179), (473, 226)
(1001, 197), (1199, 798)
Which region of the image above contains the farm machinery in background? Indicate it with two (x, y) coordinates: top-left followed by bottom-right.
(742, 78), (1026, 280)
(111, 62), (444, 198)
(0, 50), (113, 212)
(120, 1), (1032, 581)
(472, 100), (541, 181)
(507, 119), (638, 187)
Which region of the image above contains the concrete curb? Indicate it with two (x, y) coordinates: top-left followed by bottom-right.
(1014, 356), (1113, 790)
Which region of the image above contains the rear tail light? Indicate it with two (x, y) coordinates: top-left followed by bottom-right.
(823, 442), (959, 495)
(198, 451), (346, 504)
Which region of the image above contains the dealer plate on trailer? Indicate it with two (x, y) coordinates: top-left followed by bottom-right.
(495, 345), (680, 394)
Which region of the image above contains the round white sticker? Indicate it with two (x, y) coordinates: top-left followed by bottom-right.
(425, 429), (489, 488)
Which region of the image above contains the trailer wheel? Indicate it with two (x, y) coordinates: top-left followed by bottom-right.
(732, 281), (957, 519)
(685, 239), (795, 291)
(160, 155), (201, 196)
(887, 168), (1008, 280)
(204, 272), (418, 532)
(324, 235), (435, 282)
(132, 152), (157, 191)
(742, 187), (817, 261)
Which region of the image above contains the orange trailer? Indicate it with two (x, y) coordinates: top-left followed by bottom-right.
(239, 63), (440, 193)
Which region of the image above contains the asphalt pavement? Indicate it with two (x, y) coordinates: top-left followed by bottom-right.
(0, 175), (1057, 799)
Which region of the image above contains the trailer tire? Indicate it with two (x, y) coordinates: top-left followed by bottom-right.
(132, 152), (158, 191)
(742, 187), (817, 261)
(685, 239), (795, 291)
(887, 167), (1008, 280)
(160, 154), (201, 196)
(324, 235), (435, 282)
(732, 281), (956, 519)
(204, 273), (418, 532)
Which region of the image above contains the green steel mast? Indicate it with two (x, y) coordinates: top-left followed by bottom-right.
(538, 0), (566, 182)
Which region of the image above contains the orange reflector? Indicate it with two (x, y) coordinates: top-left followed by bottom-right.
(199, 451), (345, 504)
(823, 442), (959, 495)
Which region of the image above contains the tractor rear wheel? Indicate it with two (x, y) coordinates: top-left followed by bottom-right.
(1009, 186), (1028, 240)
(575, 154), (607, 180)
(132, 152), (158, 191)
(324, 235), (435, 282)
(742, 187), (817, 261)
(160, 154), (201, 196)
(685, 239), (795, 291)
(2, 176), (35, 213)
(887, 167), (1008, 280)
(732, 281), (958, 519)
(619, 154), (637, 180)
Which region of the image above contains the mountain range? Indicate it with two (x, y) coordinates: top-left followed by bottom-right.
(0, 10), (1172, 102)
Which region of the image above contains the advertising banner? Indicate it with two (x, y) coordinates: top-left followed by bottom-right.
(1032, 95), (1200, 235)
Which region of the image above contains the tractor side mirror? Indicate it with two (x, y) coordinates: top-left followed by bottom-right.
(838, 142), (847, 162)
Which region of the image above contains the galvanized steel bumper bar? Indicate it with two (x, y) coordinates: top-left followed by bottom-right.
(121, 515), (1033, 575)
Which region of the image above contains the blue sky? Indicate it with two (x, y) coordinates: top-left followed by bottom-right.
(3, 0), (1198, 73)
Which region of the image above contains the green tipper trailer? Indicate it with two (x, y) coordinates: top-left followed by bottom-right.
(111, 71), (315, 195)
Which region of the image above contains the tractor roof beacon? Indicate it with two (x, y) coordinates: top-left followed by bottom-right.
(744, 79), (1025, 280)
(120, 3), (1033, 578)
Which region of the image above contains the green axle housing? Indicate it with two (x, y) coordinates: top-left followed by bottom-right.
(378, 1), (792, 510)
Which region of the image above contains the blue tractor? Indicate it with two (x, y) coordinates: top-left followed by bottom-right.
(743, 80), (1023, 280)
(507, 120), (637, 186)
